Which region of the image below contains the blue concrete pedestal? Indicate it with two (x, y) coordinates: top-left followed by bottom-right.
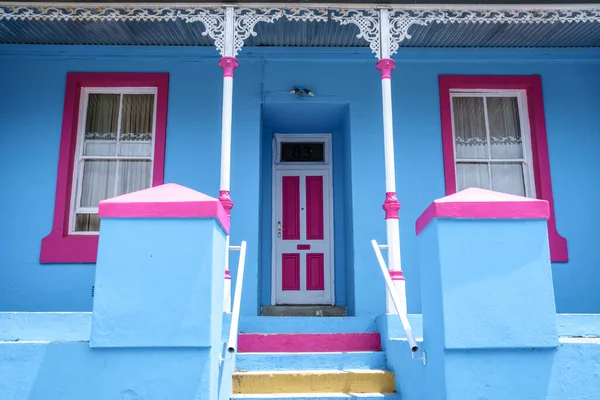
(416, 188), (558, 400)
(89, 183), (229, 400)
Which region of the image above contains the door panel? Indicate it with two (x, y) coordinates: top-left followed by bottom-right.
(274, 169), (332, 305)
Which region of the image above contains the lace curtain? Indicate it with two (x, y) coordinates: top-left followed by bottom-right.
(75, 93), (155, 231)
(453, 96), (527, 197)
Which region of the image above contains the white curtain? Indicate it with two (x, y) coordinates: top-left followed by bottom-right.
(453, 96), (526, 197)
(76, 93), (154, 231)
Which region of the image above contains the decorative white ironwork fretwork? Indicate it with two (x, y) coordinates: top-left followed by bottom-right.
(283, 8), (329, 23)
(388, 10), (436, 57)
(0, 6), (216, 22)
(330, 9), (380, 58)
(433, 8), (600, 25)
(3, 5), (600, 25)
(180, 8), (226, 53)
(233, 8), (283, 56)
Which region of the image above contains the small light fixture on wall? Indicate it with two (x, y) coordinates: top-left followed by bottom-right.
(289, 86), (314, 98)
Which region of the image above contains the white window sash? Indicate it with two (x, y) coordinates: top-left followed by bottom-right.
(449, 90), (537, 198)
(68, 87), (158, 234)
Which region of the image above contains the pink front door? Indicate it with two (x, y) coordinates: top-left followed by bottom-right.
(273, 169), (332, 305)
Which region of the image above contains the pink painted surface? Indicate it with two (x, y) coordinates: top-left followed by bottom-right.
(438, 75), (568, 262)
(390, 270), (405, 281)
(218, 190), (234, 218)
(282, 253), (300, 291)
(382, 192), (401, 220)
(296, 244), (311, 250)
(306, 176), (324, 240)
(40, 72), (169, 264)
(225, 269), (231, 280)
(416, 187), (550, 235)
(98, 183), (230, 233)
(282, 176), (300, 240)
(238, 333), (381, 353)
(219, 56), (239, 78)
(376, 58), (395, 80)
(306, 253), (325, 291)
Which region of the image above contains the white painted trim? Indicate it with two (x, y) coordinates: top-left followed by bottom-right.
(271, 133), (335, 306)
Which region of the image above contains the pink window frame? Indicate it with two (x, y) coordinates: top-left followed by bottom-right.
(40, 72), (169, 264)
(439, 75), (568, 263)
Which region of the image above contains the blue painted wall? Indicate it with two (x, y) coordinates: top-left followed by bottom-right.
(1, 45), (599, 315)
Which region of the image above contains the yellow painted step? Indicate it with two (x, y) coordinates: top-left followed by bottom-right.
(232, 370), (396, 394)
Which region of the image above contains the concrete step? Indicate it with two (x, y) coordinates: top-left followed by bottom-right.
(261, 306), (346, 317)
(238, 333), (381, 353)
(239, 317), (377, 334)
(233, 370), (395, 395)
(236, 351), (387, 371)
(232, 393), (401, 399)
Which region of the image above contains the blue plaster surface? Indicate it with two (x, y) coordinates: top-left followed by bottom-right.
(1, 45), (600, 315)
(384, 333), (600, 400)
(239, 316), (377, 333)
(557, 314), (600, 337)
(0, 312), (91, 342)
(420, 218), (558, 349)
(0, 342), (214, 400)
(91, 218), (225, 348)
(236, 351), (386, 371)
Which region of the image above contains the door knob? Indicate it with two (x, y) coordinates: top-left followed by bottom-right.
(277, 221), (282, 238)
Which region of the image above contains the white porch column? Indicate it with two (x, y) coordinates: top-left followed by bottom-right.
(377, 9), (406, 315)
(219, 6), (237, 313)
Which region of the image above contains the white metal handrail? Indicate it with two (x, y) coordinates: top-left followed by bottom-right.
(371, 239), (420, 354)
(226, 240), (247, 354)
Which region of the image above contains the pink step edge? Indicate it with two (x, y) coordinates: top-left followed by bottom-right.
(237, 333), (382, 353)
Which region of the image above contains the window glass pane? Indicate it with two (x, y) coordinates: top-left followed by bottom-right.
(281, 142), (325, 162)
(452, 97), (487, 159)
(116, 160), (152, 196)
(491, 162), (526, 197)
(84, 94), (119, 156)
(75, 213), (100, 232)
(456, 162), (490, 191)
(119, 94), (154, 157)
(487, 97), (524, 159)
(79, 160), (117, 207)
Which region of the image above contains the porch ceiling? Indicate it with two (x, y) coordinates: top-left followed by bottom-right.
(1, 3), (600, 48)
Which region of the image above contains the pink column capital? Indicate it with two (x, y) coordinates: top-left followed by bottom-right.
(383, 192), (401, 220)
(376, 58), (395, 80)
(219, 56), (239, 78)
(219, 190), (234, 218)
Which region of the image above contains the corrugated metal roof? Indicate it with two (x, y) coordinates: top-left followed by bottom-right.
(1, 8), (600, 48)
(403, 20), (600, 47)
(0, 19), (213, 46)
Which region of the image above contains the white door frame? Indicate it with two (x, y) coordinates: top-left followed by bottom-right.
(271, 133), (335, 305)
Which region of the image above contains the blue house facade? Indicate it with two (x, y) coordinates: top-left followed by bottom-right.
(1, 3), (600, 399)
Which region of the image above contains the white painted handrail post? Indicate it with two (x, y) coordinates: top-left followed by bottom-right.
(377, 9), (407, 315)
(219, 6), (238, 313)
(227, 241), (247, 355)
(371, 240), (418, 354)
